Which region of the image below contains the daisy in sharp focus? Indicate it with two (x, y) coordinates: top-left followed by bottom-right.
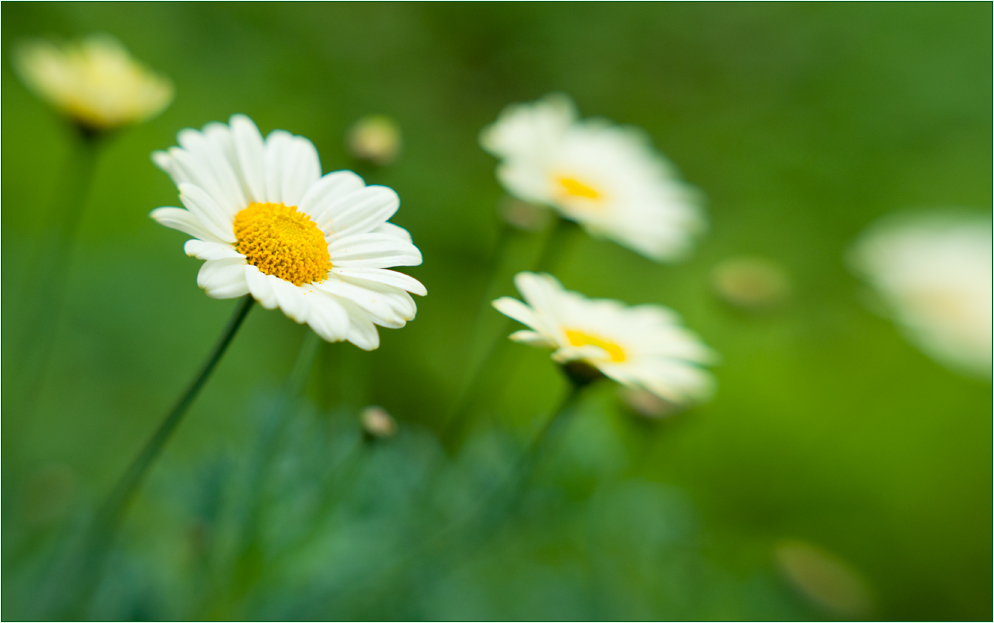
(13, 33), (173, 132)
(493, 272), (716, 405)
(151, 114), (426, 350)
(848, 210), (992, 378)
(480, 93), (705, 262)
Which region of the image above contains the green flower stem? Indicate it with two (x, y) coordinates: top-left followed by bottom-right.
(97, 296), (255, 526)
(443, 215), (580, 445)
(513, 362), (601, 488)
(441, 221), (514, 438)
(204, 328), (322, 620)
(57, 295), (254, 618)
(8, 125), (102, 430)
(465, 221), (514, 343)
(525, 370), (588, 459)
(357, 371), (594, 601)
(468, 366), (598, 541)
(533, 215), (580, 274)
(436, 371), (594, 585)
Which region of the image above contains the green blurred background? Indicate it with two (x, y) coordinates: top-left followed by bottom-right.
(2, 2), (991, 620)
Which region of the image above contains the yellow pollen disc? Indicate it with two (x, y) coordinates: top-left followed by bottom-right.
(233, 202), (331, 286)
(556, 176), (601, 200)
(565, 329), (627, 363)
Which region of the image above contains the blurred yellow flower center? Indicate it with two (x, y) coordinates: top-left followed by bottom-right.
(556, 176), (601, 200)
(565, 329), (627, 362)
(234, 202), (331, 286)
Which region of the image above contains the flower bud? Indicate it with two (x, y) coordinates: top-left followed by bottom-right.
(360, 405), (397, 438)
(711, 256), (790, 310)
(774, 539), (873, 618)
(346, 115), (402, 166)
(498, 196), (553, 232)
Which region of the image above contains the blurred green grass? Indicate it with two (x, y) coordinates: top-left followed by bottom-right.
(2, 2), (991, 620)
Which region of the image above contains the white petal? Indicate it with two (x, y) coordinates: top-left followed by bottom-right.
(263, 130), (293, 204)
(152, 150), (180, 181)
(231, 114), (267, 203)
(632, 360), (715, 405)
(514, 272), (565, 322)
(315, 276), (411, 326)
(492, 297), (542, 331)
(334, 297), (380, 350)
(480, 93), (577, 160)
(168, 148), (232, 210)
(204, 121), (256, 206)
(197, 259), (249, 299)
(178, 184), (236, 243)
(282, 136), (322, 206)
(317, 185), (399, 238)
(245, 265), (279, 309)
(150, 207), (225, 244)
(299, 170), (366, 221)
(184, 239), (243, 261)
(330, 267), (426, 296)
(372, 222), (413, 243)
(350, 281), (416, 323)
(302, 288), (350, 342)
(328, 233), (422, 268)
(508, 330), (557, 348)
(176, 128), (247, 218)
(270, 276), (310, 323)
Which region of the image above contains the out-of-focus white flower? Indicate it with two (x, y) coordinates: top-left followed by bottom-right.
(774, 539), (873, 618)
(711, 256), (791, 311)
(480, 93), (705, 262)
(346, 115), (402, 166)
(360, 405), (397, 438)
(151, 115), (426, 350)
(13, 34), (173, 131)
(493, 272), (717, 404)
(848, 211), (992, 378)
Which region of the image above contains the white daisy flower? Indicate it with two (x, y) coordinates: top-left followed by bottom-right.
(480, 93), (705, 262)
(848, 211), (992, 378)
(151, 114), (426, 350)
(13, 33), (173, 131)
(493, 272), (717, 405)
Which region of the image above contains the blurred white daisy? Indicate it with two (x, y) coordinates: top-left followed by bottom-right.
(493, 272), (716, 404)
(480, 93), (704, 262)
(13, 33), (173, 131)
(848, 211), (992, 378)
(151, 115), (426, 350)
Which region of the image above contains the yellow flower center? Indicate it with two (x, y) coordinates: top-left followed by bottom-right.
(556, 176), (601, 200)
(565, 329), (627, 363)
(233, 202), (331, 286)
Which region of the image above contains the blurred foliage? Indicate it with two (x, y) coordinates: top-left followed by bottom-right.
(2, 3), (991, 620)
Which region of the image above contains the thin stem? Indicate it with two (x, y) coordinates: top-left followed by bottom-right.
(442, 215), (579, 445)
(8, 127), (102, 430)
(351, 375), (591, 605)
(202, 329), (322, 620)
(470, 370), (595, 537)
(495, 373), (590, 512)
(96, 296), (255, 527)
(465, 221), (513, 341)
(525, 376), (586, 461)
(53, 296), (254, 619)
(440, 221), (513, 439)
(533, 215), (580, 274)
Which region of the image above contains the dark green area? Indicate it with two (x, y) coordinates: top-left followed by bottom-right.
(2, 3), (990, 620)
